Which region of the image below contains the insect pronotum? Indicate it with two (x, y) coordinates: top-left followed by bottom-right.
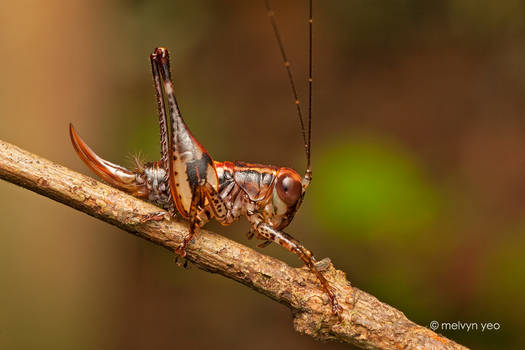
(69, 0), (343, 315)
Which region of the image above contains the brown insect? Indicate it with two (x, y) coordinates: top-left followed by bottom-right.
(69, 0), (342, 315)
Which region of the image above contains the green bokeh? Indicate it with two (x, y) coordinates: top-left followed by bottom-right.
(312, 133), (442, 241)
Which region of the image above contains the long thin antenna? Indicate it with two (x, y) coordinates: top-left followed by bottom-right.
(264, 0), (311, 177)
(307, 0), (312, 178)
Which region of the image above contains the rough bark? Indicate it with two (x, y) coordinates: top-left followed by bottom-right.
(0, 139), (469, 350)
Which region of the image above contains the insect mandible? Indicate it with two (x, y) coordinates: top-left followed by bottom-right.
(69, 0), (343, 315)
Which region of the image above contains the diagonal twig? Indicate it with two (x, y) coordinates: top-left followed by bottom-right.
(0, 139), (469, 350)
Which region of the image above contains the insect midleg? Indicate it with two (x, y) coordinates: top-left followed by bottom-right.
(202, 182), (227, 221)
(181, 180), (230, 256)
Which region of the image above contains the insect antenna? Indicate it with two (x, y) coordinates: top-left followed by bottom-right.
(264, 0), (313, 186)
(306, 0), (312, 183)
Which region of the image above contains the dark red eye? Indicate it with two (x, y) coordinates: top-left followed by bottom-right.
(276, 168), (302, 205)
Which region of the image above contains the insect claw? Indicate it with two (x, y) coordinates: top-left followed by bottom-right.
(69, 124), (148, 198)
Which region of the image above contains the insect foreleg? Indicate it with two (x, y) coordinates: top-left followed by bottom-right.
(249, 218), (343, 315)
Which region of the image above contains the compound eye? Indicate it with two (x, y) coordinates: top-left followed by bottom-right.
(276, 170), (302, 206)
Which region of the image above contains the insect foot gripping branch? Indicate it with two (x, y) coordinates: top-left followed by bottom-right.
(69, 2), (343, 317)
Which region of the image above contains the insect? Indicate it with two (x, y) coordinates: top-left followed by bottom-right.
(69, 0), (342, 315)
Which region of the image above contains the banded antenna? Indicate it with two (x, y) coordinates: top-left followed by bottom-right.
(264, 0), (313, 181)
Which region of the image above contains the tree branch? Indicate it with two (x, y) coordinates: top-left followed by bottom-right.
(0, 139), (468, 350)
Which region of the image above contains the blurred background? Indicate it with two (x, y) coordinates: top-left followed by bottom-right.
(1, 0), (524, 349)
